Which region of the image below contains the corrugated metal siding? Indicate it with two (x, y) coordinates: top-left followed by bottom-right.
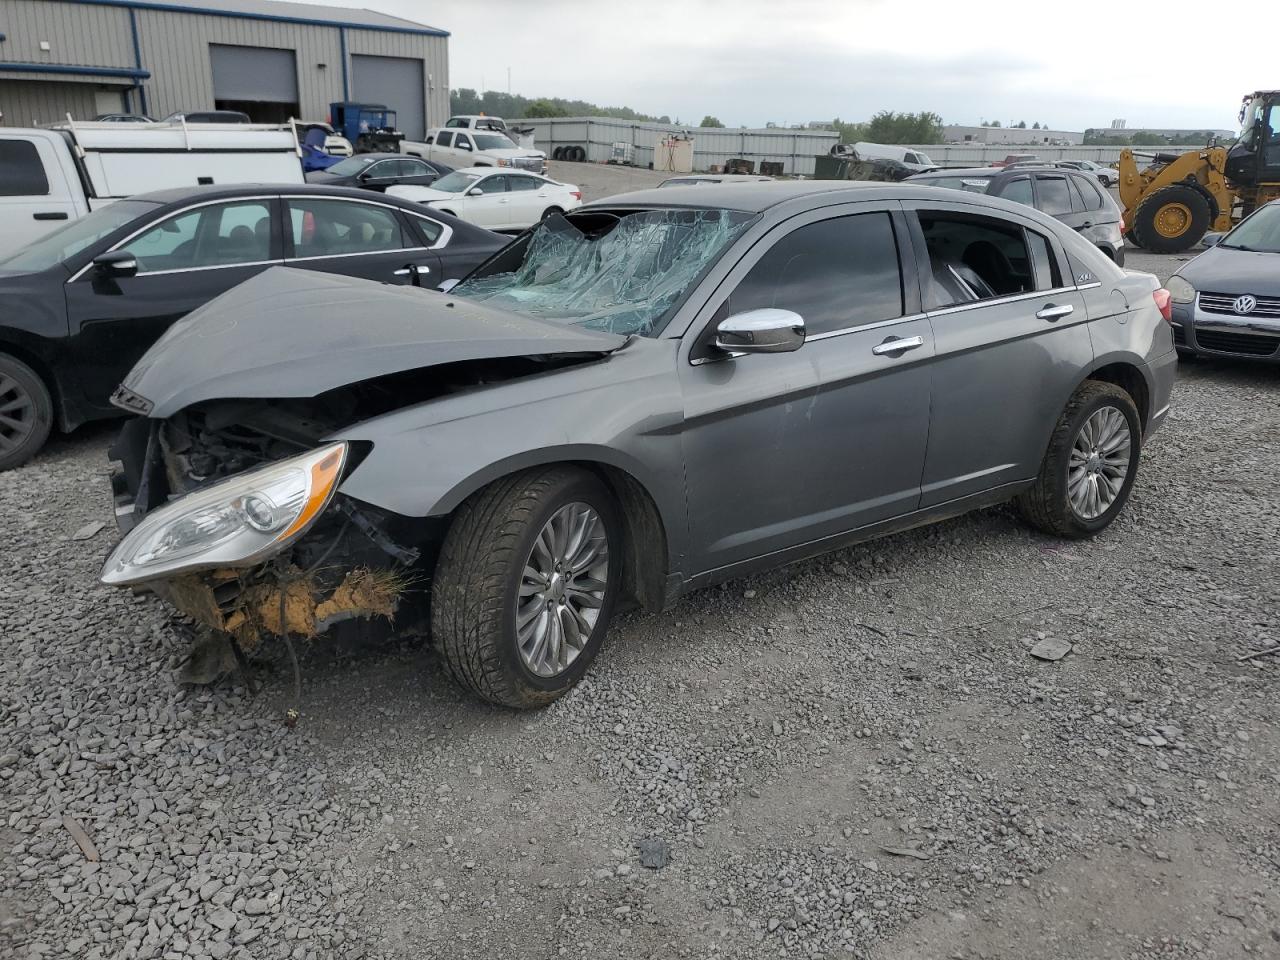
(345, 28), (448, 131)
(903, 144), (1128, 167)
(522, 118), (838, 176)
(0, 78), (101, 126)
(0, 0), (135, 68)
(132, 9), (340, 119)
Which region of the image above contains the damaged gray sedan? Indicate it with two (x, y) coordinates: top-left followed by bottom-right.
(102, 182), (1176, 708)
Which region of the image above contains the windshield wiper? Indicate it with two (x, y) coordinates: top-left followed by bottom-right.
(1218, 242), (1253, 251)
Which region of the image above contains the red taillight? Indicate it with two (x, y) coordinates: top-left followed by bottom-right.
(1152, 288), (1172, 322)
(571, 190), (582, 200)
(1119, 214), (1125, 232)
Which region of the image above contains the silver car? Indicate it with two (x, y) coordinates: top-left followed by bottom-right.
(100, 182), (1177, 707)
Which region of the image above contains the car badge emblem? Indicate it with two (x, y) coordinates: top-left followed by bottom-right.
(1233, 294), (1257, 315)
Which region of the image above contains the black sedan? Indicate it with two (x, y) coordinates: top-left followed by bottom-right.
(0, 184), (506, 470)
(1168, 199), (1280, 361)
(305, 153), (451, 192)
(908, 166), (1125, 264)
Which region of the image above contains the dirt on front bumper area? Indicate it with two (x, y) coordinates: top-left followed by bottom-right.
(160, 565), (409, 653)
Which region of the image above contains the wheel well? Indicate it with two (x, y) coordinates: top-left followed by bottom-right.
(1183, 178), (1220, 223)
(1088, 363), (1150, 431)
(0, 340), (66, 430)
(448, 460), (670, 614)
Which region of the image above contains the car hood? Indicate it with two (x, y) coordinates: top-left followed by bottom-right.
(121, 267), (628, 418)
(1179, 245), (1280, 295)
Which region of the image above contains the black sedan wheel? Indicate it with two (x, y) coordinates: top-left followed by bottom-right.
(431, 466), (621, 708)
(0, 354), (54, 472)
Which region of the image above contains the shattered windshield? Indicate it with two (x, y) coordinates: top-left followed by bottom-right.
(452, 209), (755, 336)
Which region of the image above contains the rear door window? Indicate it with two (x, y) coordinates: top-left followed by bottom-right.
(916, 212), (1036, 307)
(0, 140), (51, 196)
(435, 131), (453, 148)
(1034, 176), (1074, 216)
(287, 199), (406, 257)
(720, 212), (903, 336)
(1070, 174), (1104, 211)
(1000, 177), (1033, 206)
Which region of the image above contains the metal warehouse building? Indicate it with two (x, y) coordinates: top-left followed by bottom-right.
(0, 0), (449, 138)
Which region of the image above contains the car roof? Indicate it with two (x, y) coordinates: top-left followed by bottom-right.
(590, 180), (902, 213)
(131, 182), (445, 206)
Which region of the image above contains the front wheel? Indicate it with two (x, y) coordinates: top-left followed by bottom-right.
(431, 466), (621, 708)
(0, 353), (54, 472)
(1016, 381), (1141, 539)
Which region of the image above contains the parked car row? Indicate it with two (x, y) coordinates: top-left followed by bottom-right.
(0, 185), (507, 470)
(390, 168), (583, 230)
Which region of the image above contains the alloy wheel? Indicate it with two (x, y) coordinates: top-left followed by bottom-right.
(0, 374), (36, 456)
(1067, 405), (1131, 520)
(515, 502), (609, 678)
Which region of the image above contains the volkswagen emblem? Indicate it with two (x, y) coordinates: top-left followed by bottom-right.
(1232, 294), (1257, 315)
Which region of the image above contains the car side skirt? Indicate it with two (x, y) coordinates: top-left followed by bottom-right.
(669, 479), (1032, 602)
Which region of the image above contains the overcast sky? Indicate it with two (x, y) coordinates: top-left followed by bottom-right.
(316, 0), (1259, 131)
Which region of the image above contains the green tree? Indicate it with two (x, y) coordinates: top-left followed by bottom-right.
(1032, 122), (1041, 130)
(1015, 120), (1027, 129)
(699, 115), (725, 128)
(525, 98), (567, 118)
(864, 110), (945, 144)
(832, 117), (868, 143)
(989, 120), (1002, 128)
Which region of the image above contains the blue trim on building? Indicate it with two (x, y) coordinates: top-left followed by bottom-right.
(339, 27), (349, 100)
(127, 7), (149, 115)
(0, 61), (152, 79)
(67, 0), (449, 37)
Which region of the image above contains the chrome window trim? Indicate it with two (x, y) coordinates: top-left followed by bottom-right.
(67, 194), (277, 283)
(927, 284), (1082, 318)
(113, 258), (284, 278)
(286, 245), (431, 264)
(1075, 281), (1102, 290)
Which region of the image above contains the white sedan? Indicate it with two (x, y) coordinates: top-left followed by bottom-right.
(388, 168), (582, 231)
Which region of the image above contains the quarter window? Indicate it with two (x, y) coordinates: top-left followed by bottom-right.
(287, 199), (405, 257)
(0, 140), (50, 197)
(1070, 174), (1103, 212)
(435, 131), (453, 148)
(119, 201), (272, 273)
(410, 215), (445, 245)
(721, 213), (903, 336)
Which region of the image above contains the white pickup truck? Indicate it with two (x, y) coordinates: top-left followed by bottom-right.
(0, 121), (305, 259)
(400, 127), (546, 174)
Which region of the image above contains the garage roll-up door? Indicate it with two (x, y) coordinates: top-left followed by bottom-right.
(351, 55), (425, 140)
(210, 45), (298, 103)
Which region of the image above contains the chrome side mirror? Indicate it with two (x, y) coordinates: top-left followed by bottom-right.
(715, 308), (805, 354)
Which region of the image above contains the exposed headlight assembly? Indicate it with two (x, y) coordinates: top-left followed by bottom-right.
(1166, 275), (1196, 304)
(100, 442), (348, 587)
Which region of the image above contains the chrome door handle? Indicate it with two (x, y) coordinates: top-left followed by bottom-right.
(872, 335), (925, 356)
(394, 264), (431, 276)
(1036, 303), (1074, 322)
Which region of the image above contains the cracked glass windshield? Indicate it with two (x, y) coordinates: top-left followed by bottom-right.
(452, 208), (755, 336)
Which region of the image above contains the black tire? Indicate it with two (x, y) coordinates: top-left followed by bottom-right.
(541, 206), (564, 220)
(571, 145), (586, 163)
(0, 353), (54, 473)
(552, 146), (564, 161)
(1015, 381), (1142, 539)
(431, 466), (622, 708)
(1129, 184), (1211, 253)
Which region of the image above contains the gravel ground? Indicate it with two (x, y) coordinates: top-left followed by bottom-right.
(3, 243), (1279, 960)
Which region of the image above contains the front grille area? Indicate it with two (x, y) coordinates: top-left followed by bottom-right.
(1199, 291), (1280, 317)
(1195, 328), (1280, 357)
(513, 157), (543, 171)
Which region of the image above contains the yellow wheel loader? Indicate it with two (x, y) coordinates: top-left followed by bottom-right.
(1118, 90), (1280, 253)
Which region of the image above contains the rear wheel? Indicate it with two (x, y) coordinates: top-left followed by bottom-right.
(0, 353), (54, 473)
(1016, 381), (1141, 539)
(431, 466), (621, 708)
(1129, 184), (1210, 253)
(541, 206), (564, 220)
